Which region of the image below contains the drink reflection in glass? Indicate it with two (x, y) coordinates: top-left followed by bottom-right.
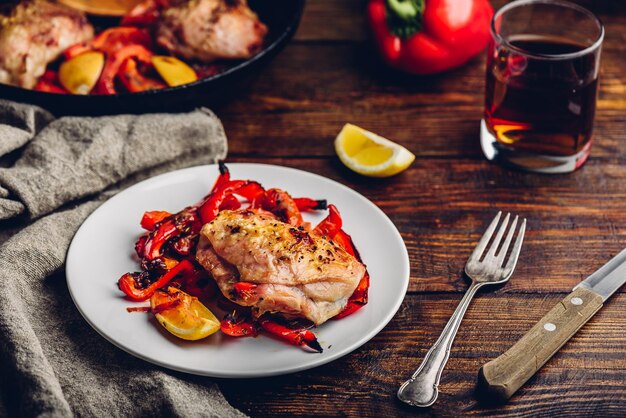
(481, 0), (604, 173)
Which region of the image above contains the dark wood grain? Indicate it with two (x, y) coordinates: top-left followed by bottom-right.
(216, 0), (626, 416)
(228, 157), (626, 294)
(220, 293), (626, 417)
(219, 42), (626, 159)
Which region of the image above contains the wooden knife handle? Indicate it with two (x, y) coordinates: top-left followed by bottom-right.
(477, 286), (603, 402)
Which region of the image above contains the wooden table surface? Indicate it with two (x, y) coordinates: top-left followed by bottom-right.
(214, 1), (626, 416)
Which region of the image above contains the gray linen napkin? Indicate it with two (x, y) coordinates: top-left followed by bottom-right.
(0, 100), (246, 418)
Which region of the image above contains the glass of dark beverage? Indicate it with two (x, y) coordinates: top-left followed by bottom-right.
(481, 0), (604, 173)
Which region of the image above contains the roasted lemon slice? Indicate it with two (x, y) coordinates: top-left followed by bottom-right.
(59, 51), (105, 95)
(152, 56), (198, 87)
(335, 123), (415, 177)
(150, 287), (219, 340)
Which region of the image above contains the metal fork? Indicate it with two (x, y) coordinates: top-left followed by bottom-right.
(397, 211), (527, 407)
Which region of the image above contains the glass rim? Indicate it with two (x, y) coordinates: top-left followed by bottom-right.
(491, 0), (604, 61)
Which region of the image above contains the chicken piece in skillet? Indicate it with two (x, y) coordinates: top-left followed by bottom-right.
(156, 0), (267, 63)
(0, 0), (94, 88)
(196, 209), (366, 325)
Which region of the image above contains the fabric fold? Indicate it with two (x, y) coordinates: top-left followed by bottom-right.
(0, 104), (227, 220)
(0, 101), (244, 417)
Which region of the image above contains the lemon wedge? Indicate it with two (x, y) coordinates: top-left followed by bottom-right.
(151, 287), (219, 340)
(152, 56), (198, 87)
(334, 124), (415, 177)
(58, 51), (104, 95)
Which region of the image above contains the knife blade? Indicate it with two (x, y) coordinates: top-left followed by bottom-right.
(574, 248), (626, 301)
(477, 248), (626, 402)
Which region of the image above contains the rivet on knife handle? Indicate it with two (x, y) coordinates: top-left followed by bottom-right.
(477, 286), (604, 401)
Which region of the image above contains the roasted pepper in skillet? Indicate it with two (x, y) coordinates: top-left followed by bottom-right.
(367, 0), (493, 75)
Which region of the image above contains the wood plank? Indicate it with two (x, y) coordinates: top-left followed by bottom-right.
(295, 0), (368, 42)
(227, 157), (626, 294)
(294, 0), (626, 44)
(220, 292), (626, 417)
(217, 42), (626, 159)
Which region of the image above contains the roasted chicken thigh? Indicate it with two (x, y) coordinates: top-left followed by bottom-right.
(0, 0), (94, 88)
(196, 209), (366, 325)
(156, 0), (267, 63)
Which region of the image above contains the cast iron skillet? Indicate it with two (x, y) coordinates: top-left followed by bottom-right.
(0, 0), (305, 115)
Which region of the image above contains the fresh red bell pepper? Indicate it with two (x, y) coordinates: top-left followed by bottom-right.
(118, 259), (194, 301)
(367, 0), (493, 75)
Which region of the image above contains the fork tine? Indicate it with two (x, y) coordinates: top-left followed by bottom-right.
(503, 218), (527, 275)
(495, 215), (518, 267)
(485, 213), (511, 259)
(468, 211), (502, 262)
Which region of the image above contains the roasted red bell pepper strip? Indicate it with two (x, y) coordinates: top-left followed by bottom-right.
(233, 282), (258, 303)
(34, 81), (67, 94)
(333, 228), (370, 318)
(171, 235), (196, 256)
(262, 188), (303, 226)
(40, 70), (59, 83)
(197, 180), (247, 223)
(367, 0), (493, 75)
(293, 198), (327, 212)
(312, 206), (370, 319)
(219, 194), (241, 211)
(220, 310), (258, 337)
(236, 182), (265, 206)
(313, 204), (342, 238)
(180, 271), (217, 299)
(135, 235), (148, 257)
(63, 43), (93, 60)
(258, 317), (323, 353)
(92, 27), (152, 54)
(96, 44), (153, 94)
(34, 71), (67, 93)
(140, 210), (172, 230)
(118, 58), (167, 92)
(142, 208), (202, 259)
(142, 218), (178, 259)
(118, 259), (194, 301)
(211, 161), (230, 193)
(335, 271), (370, 319)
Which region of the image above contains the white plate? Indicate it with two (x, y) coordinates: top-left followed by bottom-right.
(66, 163), (410, 378)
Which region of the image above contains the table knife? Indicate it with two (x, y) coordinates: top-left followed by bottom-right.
(478, 248), (626, 402)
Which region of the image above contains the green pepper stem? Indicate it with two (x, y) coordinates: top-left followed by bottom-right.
(387, 0), (422, 21)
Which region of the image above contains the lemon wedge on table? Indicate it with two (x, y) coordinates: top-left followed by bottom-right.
(334, 124), (415, 177)
(150, 287), (219, 340)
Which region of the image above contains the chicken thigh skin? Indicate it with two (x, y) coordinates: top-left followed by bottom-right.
(196, 210), (366, 325)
